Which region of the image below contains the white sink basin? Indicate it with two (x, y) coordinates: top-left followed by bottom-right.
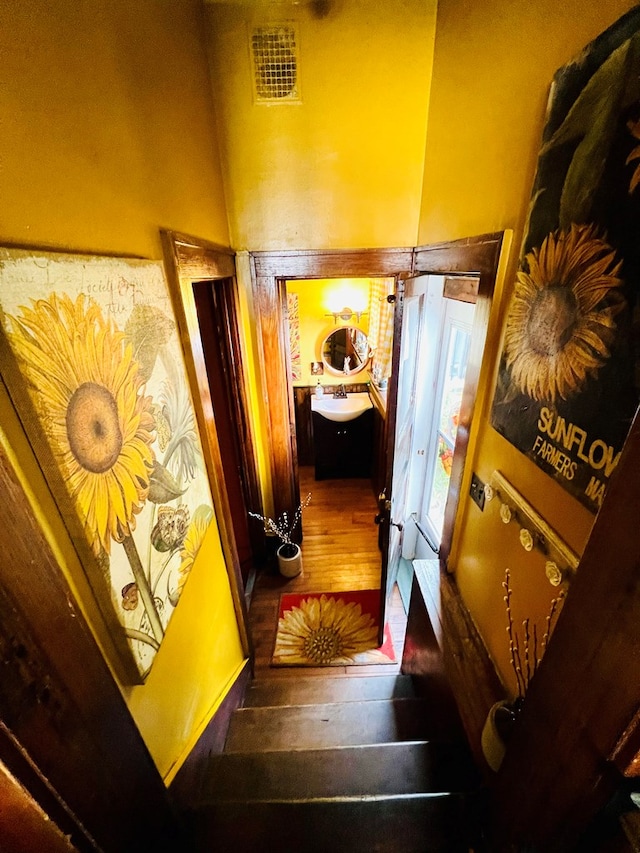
(311, 391), (373, 422)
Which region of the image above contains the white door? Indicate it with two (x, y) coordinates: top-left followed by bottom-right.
(385, 276), (476, 562)
(384, 278), (427, 595)
(415, 297), (475, 554)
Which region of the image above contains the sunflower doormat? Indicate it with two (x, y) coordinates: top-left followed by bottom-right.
(272, 590), (396, 666)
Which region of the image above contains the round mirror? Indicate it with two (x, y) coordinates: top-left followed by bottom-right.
(321, 327), (370, 375)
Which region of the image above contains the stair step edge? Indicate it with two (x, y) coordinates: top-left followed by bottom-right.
(234, 697), (429, 712)
(214, 739), (437, 756)
(245, 676), (413, 688)
(200, 792), (463, 805)
(247, 674), (413, 684)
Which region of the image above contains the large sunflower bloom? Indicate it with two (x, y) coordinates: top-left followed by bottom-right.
(504, 224), (623, 402)
(274, 594), (384, 665)
(6, 293), (155, 555)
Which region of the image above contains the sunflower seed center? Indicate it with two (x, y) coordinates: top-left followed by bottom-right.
(528, 287), (578, 355)
(303, 627), (342, 663)
(66, 382), (123, 473)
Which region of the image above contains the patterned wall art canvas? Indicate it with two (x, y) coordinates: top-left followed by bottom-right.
(491, 8), (640, 513)
(0, 247), (214, 681)
(287, 291), (302, 381)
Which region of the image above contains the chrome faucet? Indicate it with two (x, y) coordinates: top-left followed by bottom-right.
(333, 384), (347, 398)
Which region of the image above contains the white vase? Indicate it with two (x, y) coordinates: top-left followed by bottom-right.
(277, 543), (302, 578)
(481, 700), (518, 772)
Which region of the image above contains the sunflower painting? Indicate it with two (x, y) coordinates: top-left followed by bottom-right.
(0, 249), (214, 680)
(491, 8), (640, 512)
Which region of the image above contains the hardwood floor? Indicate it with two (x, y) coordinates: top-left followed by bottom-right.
(248, 466), (407, 678)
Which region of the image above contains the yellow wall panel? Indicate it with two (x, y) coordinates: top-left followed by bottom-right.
(205, 0), (437, 250)
(0, 0), (229, 259)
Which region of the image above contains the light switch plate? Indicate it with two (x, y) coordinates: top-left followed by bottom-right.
(470, 473), (485, 511)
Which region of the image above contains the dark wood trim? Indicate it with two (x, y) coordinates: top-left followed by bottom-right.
(250, 248), (413, 526)
(169, 660), (251, 811)
(293, 388), (314, 466)
(413, 232), (504, 276)
(412, 232), (504, 569)
(0, 443), (183, 852)
(250, 265), (301, 533)
(439, 570), (508, 770)
(0, 721), (97, 852)
(164, 233), (262, 530)
(0, 756), (79, 853)
(403, 558), (506, 775)
(491, 405), (640, 851)
(251, 247), (414, 279)
(401, 562), (499, 750)
(161, 230), (252, 659)
(162, 230), (236, 277)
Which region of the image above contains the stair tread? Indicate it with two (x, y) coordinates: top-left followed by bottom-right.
(225, 698), (460, 752)
(243, 674), (415, 707)
(191, 793), (477, 853)
(202, 741), (479, 801)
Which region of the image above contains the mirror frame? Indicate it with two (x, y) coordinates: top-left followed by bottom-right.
(320, 325), (370, 376)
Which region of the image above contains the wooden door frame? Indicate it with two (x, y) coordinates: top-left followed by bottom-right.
(250, 247), (414, 527)
(161, 230), (254, 657)
(251, 236), (504, 562)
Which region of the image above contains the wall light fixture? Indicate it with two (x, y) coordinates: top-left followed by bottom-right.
(324, 307), (367, 324)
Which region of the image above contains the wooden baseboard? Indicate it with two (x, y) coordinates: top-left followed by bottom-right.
(439, 570), (507, 769)
(406, 560), (506, 770)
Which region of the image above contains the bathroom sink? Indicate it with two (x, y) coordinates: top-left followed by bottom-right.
(311, 391), (373, 422)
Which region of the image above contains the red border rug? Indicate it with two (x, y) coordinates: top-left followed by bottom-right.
(272, 589), (396, 666)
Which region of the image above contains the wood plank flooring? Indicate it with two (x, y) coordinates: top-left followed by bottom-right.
(248, 467), (407, 678)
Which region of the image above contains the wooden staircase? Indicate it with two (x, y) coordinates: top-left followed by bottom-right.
(189, 674), (483, 852)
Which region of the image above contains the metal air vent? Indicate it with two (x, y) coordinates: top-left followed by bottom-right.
(251, 25), (300, 103)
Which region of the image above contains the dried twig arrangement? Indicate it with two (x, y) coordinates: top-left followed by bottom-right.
(502, 567), (565, 701)
(249, 493), (312, 556)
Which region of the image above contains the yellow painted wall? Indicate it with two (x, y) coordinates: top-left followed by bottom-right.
(287, 278), (371, 388)
(127, 520), (246, 782)
(0, 0), (245, 780)
(0, 0), (229, 259)
(205, 0), (437, 251)
(419, 0), (638, 695)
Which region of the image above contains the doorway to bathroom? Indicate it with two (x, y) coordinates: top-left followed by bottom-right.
(251, 234), (505, 634)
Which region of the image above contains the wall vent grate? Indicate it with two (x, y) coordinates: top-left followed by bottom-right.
(251, 25), (300, 103)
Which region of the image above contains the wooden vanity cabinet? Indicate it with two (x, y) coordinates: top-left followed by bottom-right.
(312, 409), (373, 480)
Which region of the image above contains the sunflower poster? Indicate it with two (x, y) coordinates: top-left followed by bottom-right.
(0, 248), (214, 680)
(491, 8), (640, 513)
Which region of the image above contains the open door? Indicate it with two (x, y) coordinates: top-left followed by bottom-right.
(377, 233), (506, 639)
(377, 275), (417, 644)
(193, 278), (261, 587)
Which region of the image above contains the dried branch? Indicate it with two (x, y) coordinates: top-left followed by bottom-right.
(502, 567), (567, 702)
(249, 492), (312, 546)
